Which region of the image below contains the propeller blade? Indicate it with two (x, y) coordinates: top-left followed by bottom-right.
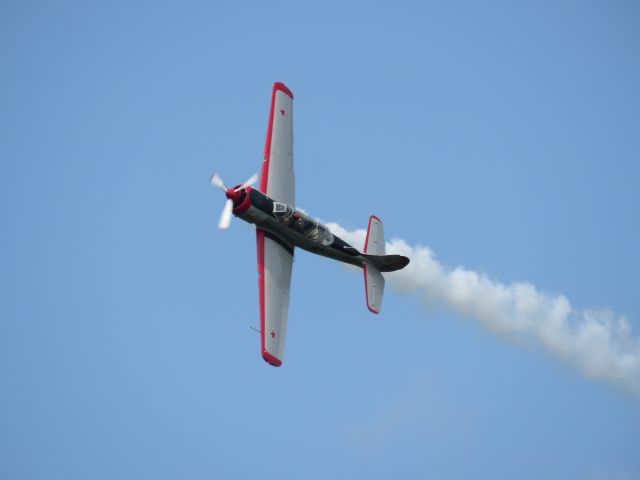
(218, 199), (233, 230)
(241, 173), (258, 188)
(210, 173), (226, 191)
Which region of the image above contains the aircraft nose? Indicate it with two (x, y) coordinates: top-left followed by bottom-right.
(225, 187), (243, 203)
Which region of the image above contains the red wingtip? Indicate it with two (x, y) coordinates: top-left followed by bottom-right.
(273, 82), (294, 99)
(262, 350), (283, 367)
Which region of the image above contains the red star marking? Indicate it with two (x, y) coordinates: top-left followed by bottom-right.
(270, 330), (276, 339)
(280, 107), (286, 118)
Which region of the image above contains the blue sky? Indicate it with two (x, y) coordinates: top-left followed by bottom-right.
(1, 1), (639, 478)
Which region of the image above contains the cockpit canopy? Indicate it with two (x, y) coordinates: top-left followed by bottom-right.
(272, 202), (334, 246)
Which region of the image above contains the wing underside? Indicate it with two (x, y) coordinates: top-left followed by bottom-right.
(256, 82), (295, 366)
(260, 82), (294, 206)
(257, 229), (293, 366)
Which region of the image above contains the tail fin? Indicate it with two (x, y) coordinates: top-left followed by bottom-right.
(362, 216), (410, 314)
(361, 253), (410, 273)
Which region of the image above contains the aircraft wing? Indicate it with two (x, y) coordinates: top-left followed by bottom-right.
(257, 229), (293, 366)
(256, 82), (295, 367)
(259, 82), (294, 206)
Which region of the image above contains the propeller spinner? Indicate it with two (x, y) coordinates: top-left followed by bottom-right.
(210, 172), (258, 230)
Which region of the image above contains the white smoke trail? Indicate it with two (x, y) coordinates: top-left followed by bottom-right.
(327, 223), (640, 397)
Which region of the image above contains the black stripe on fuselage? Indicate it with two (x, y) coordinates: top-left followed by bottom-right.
(250, 189), (274, 216)
(328, 235), (360, 257)
(264, 230), (294, 256)
(249, 188), (356, 259)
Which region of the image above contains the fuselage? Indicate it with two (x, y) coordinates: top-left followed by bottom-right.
(227, 185), (364, 268)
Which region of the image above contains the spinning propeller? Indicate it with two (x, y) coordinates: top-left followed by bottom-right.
(210, 172), (258, 230)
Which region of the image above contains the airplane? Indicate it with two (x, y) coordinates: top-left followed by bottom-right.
(211, 82), (410, 367)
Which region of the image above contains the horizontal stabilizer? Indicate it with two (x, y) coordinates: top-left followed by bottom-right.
(363, 262), (384, 314)
(364, 215), (385, 256)
(361, 215), (410, 314)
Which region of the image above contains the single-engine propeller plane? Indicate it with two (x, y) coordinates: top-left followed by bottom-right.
(211, 82), (410, 366)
